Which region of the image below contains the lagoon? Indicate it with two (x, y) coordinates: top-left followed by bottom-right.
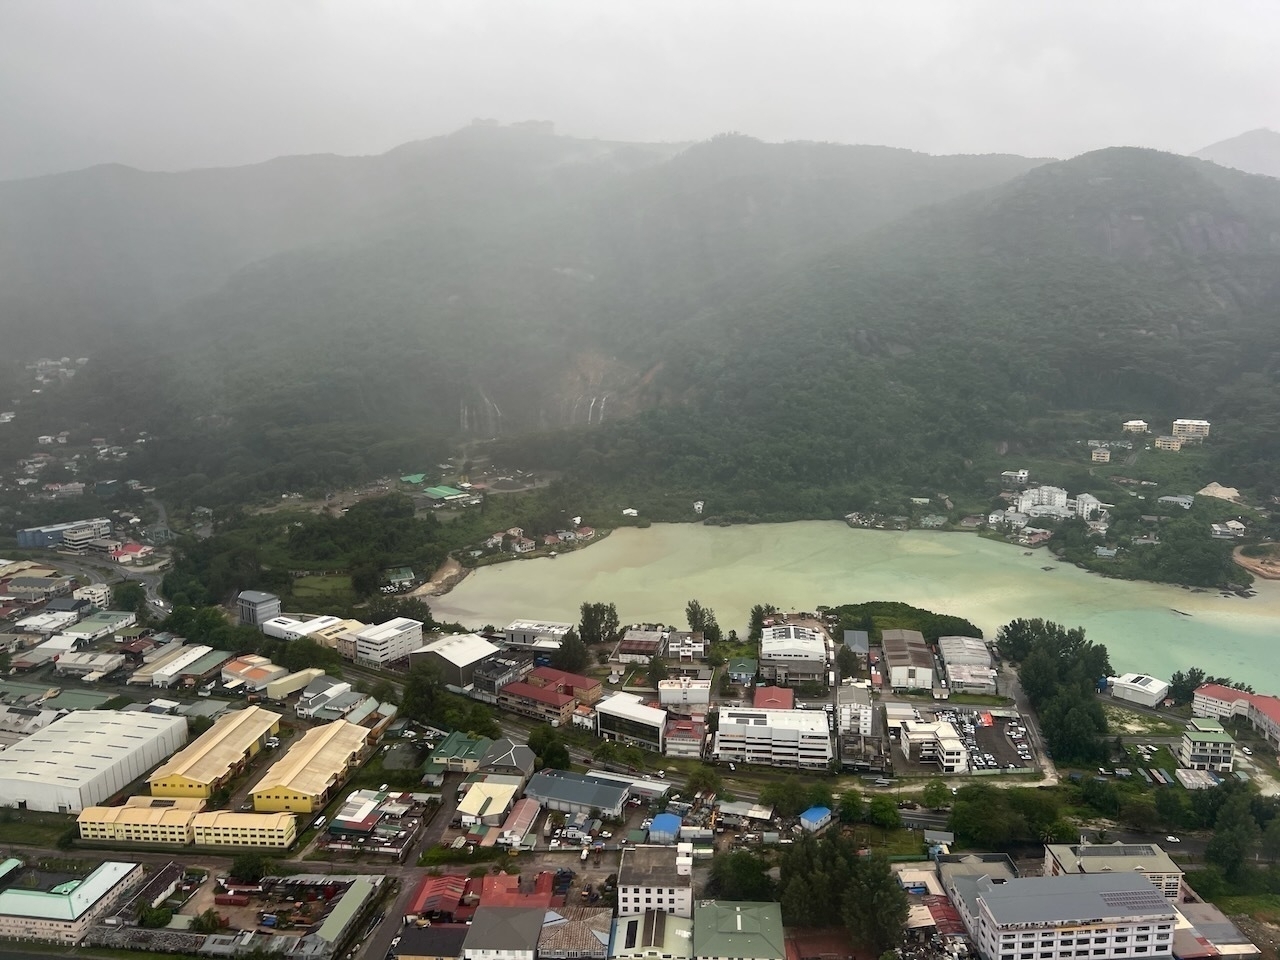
(432, 522), (1280, 682)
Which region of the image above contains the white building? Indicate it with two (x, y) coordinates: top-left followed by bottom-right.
(713, 707), (833, 770)
(1109, 674), (1170, 709)
(951, 873), (1175, 960)
(759, 624), (828, 683)
(150, 644), (214, 688)
(1016, 485), (1069, 513)
(900, 720), (968, 773)
(72, 584), (111, 608)
(1043, 843), (1183, 902)
(657, 677), (711, 712)
(261, 614), (347, 642)
(355, 617), (423, 666)
(617, 845), (694, 918)
(0, 710), (187, 812)
(0, 860), (145, 944)
(412, 632), (501, 688)
(597, 693), (667, 752)
(1178, 718), (1236, 773)
(837, 684), (874, 736)
(881, 629), (935, 691)
(1172, 419), (1211, 440)
(1122, 420), (1149, 434)
(504, 619), (574, 649)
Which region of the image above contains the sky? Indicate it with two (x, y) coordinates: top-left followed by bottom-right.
(1, 0), (1277, 181)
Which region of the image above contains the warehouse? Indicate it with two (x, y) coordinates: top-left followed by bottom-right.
(148, 706), (282, 798)
(411, 632), (500, 688)
(192, 810), (297, 848)
(261, 614), (347, 642)
(59, 610), (136, 643)
(265, 667), (327, 701)
(0, 710), (188, 813)
(881, 629), (935, 691)
(523, 770), (629, 818)
(1109, 673), (1171, 709)
(249, 719), (370, 813)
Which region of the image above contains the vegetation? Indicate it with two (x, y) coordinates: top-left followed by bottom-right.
(1167, 666), (1250, 705)
(401, 662), (501, 739)
(707, 850), (775, 901)
(528, 725), (571, 771)
(551, 629), (589, 673)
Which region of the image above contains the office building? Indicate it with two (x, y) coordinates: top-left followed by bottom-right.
(1043, 843), (1183, 902)
(713, 707), (832, 770)
(355, 618), (423, 666)
(617, 845), (693, 918)
(597, 693), (667, 752)
(1178, 718), (1236, 773)
(236, 590), (281, 628)
(503, 619), (574, 649)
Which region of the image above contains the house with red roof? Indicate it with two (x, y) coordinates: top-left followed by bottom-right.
(752, 685), (795, 710)
(497, 680), (576, 726)
(1194, 683), (1280, 747)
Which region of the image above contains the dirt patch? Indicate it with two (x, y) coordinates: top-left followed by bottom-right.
(411, 557), (471, 598)
(1235, 546), (1280, 581)
(1232, 916), (1280, 960)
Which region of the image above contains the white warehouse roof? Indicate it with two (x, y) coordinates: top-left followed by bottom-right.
(418, 632), (499, 668)
(760, 625), (826, 661)
(597, 692), (667, 726)
(718, 707), (830, 734)
(1111, 674), (1171, 698)
(937, 636), (992, 668)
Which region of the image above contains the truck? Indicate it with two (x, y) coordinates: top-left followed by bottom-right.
(215, 894), (250, 907)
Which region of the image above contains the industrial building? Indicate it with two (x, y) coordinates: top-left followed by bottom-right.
(692, 901), (785, 960)
(597, 693), (667, 752)
(249, 719), (370, 813)
(1108, 673), (1171, 709)
(0, 710), (187, 813)
(16, 517), (112, 549)
(260, 614), (347, 642)
(147, 706), (282, 798)
(355, 617), (423, 666)
(456, 779), (520, 826)
(881, 629), (935, 690)
(1043, 842), (1183, 901)
(523, 770), (629, 818)
(759, 624), (828, 683)
(615, 628), (666, 664)
(221, 654), (288, 692)
(611, 910), (694, 960)
(617, 845), (694, 917)
(265, 667), (327, 701)
(412, 632), (500, 688)
(0, 859), (144, 944)
(60, 610), (137, 642)
(503, 619), (574, 649)
(712, 707), (832, 769)
(191, 810), (297, 848)
(77, 796), (207, 844)
(236, 590), (281, 627)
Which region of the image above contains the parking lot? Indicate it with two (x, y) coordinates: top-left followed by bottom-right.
(928, 708), (1034, 773)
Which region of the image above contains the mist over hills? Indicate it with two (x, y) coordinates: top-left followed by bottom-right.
(5, 124), (1280, 510)
(1194, 128), (1280, 179)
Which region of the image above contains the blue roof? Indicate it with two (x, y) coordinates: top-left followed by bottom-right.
(800, 806), (831, 823)
(650, 813), (682, 834)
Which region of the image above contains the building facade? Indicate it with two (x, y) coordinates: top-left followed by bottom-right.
(713, 707), (832, 769)
(597, 694), (667, 752)
(1178, 718), (1236, 772)
(617, 846), (693, 918)
(355, 618), (423, 666)
(236, 590), (281, 628)
(1172, 419), (1211, 440)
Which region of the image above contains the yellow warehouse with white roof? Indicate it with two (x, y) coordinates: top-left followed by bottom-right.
(249, 719), (369, 813)
(147, 706), (281, 798)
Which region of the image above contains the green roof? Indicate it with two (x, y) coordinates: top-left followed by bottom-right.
(400, 474), (426, 484)
(728, 657), (758, 672)
(693, 901), (784, 960)
(424, 485), (465, 498)
(0, 862), (138, 921)
(424, 730), (493, 771)
(316, 876), (381, 944)
(1186, 730), (1236, 744)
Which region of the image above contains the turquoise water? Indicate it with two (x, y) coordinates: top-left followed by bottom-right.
(432, 522), (1280, 684)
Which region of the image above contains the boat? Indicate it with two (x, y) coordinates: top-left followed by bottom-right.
(1041, 566), (1056, 572)
(1171, 609), (1192, 617)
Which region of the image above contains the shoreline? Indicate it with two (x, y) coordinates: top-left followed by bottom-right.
(1233, 546), (1280, 581)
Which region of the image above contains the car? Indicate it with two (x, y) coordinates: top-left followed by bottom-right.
(240, 801), (253, 811)
(600, 831), (612, 839)
(1165, 835), (1181, 843)
(728, 762), (736, 771)
(1243, 747), (1254, 756)
(655, 770), (666, 779)
(549, 839), (560, 848)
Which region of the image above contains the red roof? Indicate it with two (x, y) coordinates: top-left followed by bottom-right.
(666, 717), (706, 740)
(753, 686), (795, 710)
(1197, 683), (1280, 725)
(406, 874), (468, 918)
(500, 680), (574, 708)
(529, 666), (599, 693)
(480, 872), (553, 908)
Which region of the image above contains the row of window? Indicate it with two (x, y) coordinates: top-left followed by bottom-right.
(999, 947), (1168, 959)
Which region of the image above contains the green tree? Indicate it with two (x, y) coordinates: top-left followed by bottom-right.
(867, 795), (902, 830)
(190, 908), (224, 934)
(759, 777), (808, 818)
(922, 779), (950, 810)
(552, 629), (589, 673)
(111, 580), (148, 615)
(838, 791), (864, 823)
(1206, 794), (1260, 880)
(842, 854), (909, 954)
(686, 766), (724, 796)
(708, 850), (776, 900)
(1262, 816), (1280, 861)
(231, 853), (271, 883)
(647, 656), (669, 687)
(579, 602), (620, 646)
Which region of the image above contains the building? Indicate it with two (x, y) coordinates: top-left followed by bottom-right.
(597, 693), (667, 752)
(423, 730), (495, 781)
(1108, 673), (1170, 709)
(0, 859), (144, 944)
(938, 636), (996, 695)
(1043, 843), (1183, 902)
(457, 780), (520, 826)
(612, 910), (693, 960)
(479, 738), (537, 783)
(265, 667), (327, 701)
(462, 904), (546, 960)
(527, 666), (603, 705)
(950, 872), (1175, 960)
(355, 618), (423, 666)
(260, 614), (348, 642)
(538, 906), (614, 960)
(1154, 436), (1183, 452)
(192, 810), (297, 848)
(523, 770), (629, 818)
(72, 583), (111, 608)
(658, 677), (711, 712)
(751, 686), (794, 710)
(16, 517), (112, 549)
(666, 631), (706, 664)
(77, 796), (206, 844)
(1122, 420), (1149, 434)
(616, 628), (666, 664)
(1172, 419), (1211, 440)
(713, 707), (833, 769)
(413, 633), (501, 688)
(148, 706), (282, 799)
(393, 923), (471, 960)
(664, 717), (706, 759)
(236, 590), (281, 628)
(726, 658), (757, 685)
(221, 654), (288, 692)
(471, 652), (535, 697)
(899, 720), (968, 773)
(881, 629), (934, 690)
(0, 710), (187, 813)
(759, 624), (827, 683)
(498, 680), (576, 726)
(1178, 718), (1236, 773)
(617, 845), (694, 918)
(692, 901), (785, 960)
(249, 719), (370, 813)
(1192, 683), (1280, 747)
(504, 619), (574, 649)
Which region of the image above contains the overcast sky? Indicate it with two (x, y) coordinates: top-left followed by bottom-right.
(1, 0), (1276, 181)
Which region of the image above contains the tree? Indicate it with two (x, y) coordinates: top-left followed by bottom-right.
(350, 562), (381, 598)
(111, 580), (148, 615)
(838, 791), (864, 823)
(552, 629), (589, 673)
(867, 795), (901, 830)
(1262, 816), (1280, 862)
(647, 656), (669, 687)
(400, 662), (442, 724)
(922, 779), (950, 810)
(686, 766), (724, 796)
(759, 777), (807, 818)
(1206, 793), (1260, 880)
(593, 741), (620, 765)
(190, 908), (224, 934)
(231, 853), (271, 883)
(842, 854), (909, 954)
(139, 905), (174, 928)
(579, 602), (620, 646)
(708, 850), (776, 900)
(836, 645), (859, 680)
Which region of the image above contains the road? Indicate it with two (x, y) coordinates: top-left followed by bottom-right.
(1000, 662), (1059, 785)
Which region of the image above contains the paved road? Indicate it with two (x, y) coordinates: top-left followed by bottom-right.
(1001, 663), (1059, 785)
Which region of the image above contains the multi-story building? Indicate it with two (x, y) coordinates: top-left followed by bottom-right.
(713, 707), (832, 769)
(527, 666), (603, 705)
(1015, 485), (1069, 514)
(617, 846), (693, 918)
(16, 518), (112, 549)
(355, 617), (423, 666)
(72, 583), (111, 608)
(666, 631), (706, 663)
(236, 590), (281, 628)
(77, 797), (206, 844)
(471, 652), (535, 697)
(249, 719), (370, 813)
(411, 633), (500, 688)
(497, 681), (576, 726)
(1194, 683), (1280, 748)
(664, 717), (706, 758)
(1043, 843), (1183, 902)
(692, 900), (785, 960)
(1172, 419), (1211, 440)
(1178, 718), (1236, 772)
(503, 619), (574, 650)
(899, 720), (968, 773)
(759, 625), (827, 683)
(1154, 436), (1182, 452)
(881, 629), (935, 690)
(950, 872), (1175, 960)
(0, 860), (144, 944)
(1092, 448), (1112, 463)
(597, 693), (667, 752)
(148, 706), (281, 799)
(192, 810), (297, 848)
(658, 677), (711, 713)
(1122, 420), (1149, 434)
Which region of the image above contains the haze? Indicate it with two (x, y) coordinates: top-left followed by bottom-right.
(2, 0), (1278, 181)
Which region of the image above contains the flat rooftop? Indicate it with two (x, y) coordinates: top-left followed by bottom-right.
(1046, 842), (1181, 876)
(619, 845), (688, 887)
(976, 873), (1174, 926)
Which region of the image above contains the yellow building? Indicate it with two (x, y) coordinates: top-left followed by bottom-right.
(249, 720), (369, 813)
(192, 810), (297, 848)
(1154, 435), (1183, 452)
(147, 706), (282, 798)
(77, 796), (205, 844)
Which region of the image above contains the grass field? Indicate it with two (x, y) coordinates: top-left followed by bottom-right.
(1213, 894), (1280, 923)
(0, 810), (75, 847)
(291, 574), (355, 606)
(1104, 705), (1185, 737)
